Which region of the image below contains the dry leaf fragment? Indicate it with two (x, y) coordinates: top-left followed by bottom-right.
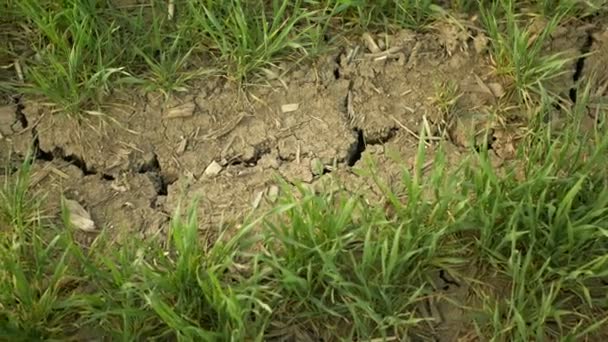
(176, 138), (188, 155)
(251, 191), (264, 209)
(362, 32), (381, 53)
(473, 74), (493, 96)
(261, 67), (279, 80)
(281, 103), (299, 113)
(64, 199), (96, 232)
(488, 83), (505, 98)
(267, 185), (279, 203)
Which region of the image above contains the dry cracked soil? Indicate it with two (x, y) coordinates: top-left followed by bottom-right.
(1, 15), (608, 341)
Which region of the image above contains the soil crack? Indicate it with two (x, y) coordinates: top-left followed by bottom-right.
(32, 129), (94, 175)
(333, 50), (343, 80)
(346, 128), (365, 166)
(136, 152), (169, 196)
(439, 269), (460, 290)
(569, 31), (593, 103)
(30, 125), (172, 198)
(365, 127), (399, 145)
(13, 96), (28, 130)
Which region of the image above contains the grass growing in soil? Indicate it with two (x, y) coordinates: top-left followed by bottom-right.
(1, 0), (608, 340)
(2, 95), (607, 340)
(2, 0), (606, 111)
(480, 0), (575, 104)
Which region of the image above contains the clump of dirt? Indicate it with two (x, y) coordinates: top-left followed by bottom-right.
(26, 160), (169, 241)
(164, 163), (277, 237)
(0, 99), (34, 165)
(339, 26), (495, 140)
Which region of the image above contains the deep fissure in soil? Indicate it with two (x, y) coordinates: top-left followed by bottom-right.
(346, 128), (366, 166)
(569, 31), (594, 103)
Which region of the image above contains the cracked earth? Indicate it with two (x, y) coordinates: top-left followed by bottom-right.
(2, 18), (607, 238)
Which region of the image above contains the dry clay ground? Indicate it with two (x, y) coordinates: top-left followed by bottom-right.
(1, 15), (608, 340)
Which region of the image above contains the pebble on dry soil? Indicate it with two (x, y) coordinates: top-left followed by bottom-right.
(204, 160), (223, 177)
(279, 158), (314, 183)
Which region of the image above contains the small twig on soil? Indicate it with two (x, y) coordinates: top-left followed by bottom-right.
(119, 141), (144, 154)
(346, 45), (360, 64)
(422, 114), (441, 142)
(363, 46), (404, 59)
(346, 90), (355, 125)
(167, 0), (175, 20)
(400, 89), (413, 97)
(221, 135), (236, 157)
(17, 112), (47, 135)
(309, 114), (329, 128)
(14, 59), (24, 83)
(201, 112), (249, 140)
(362, 33), (381, 53)
(296, 142), (301, 164)
(369, 337), (399, 342)
(49, 166), (69, 179)
(389, 115), (431, 147)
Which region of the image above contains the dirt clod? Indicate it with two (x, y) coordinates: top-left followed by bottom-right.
(0, 104), (19, 136)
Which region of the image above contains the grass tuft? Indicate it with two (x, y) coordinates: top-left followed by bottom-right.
(480, 0), (575, 106)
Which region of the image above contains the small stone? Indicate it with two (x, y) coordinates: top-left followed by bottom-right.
(281, 103), (299, 113)
(257, 154), (280, 169)
(279, 159), (314, 183)
(204, 160), (223, 177)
